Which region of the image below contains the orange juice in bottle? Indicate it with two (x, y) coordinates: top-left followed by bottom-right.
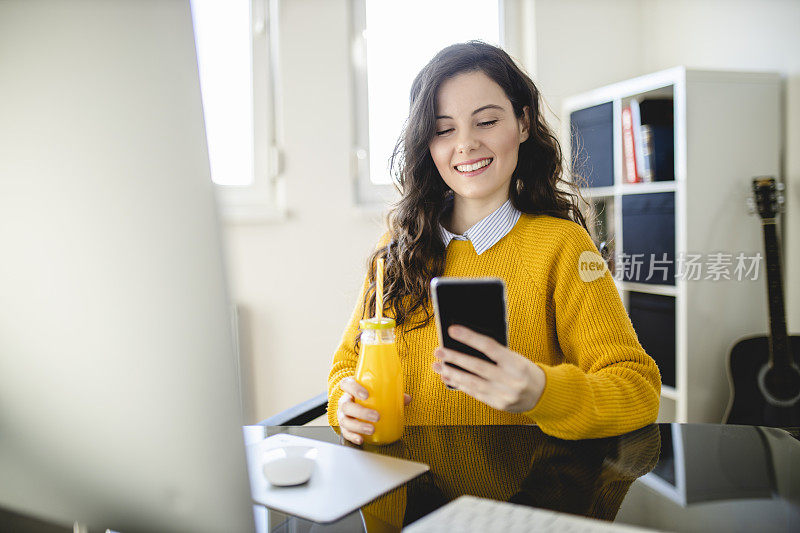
(354, 256), (404, 445)
(355, 317), (404, 445)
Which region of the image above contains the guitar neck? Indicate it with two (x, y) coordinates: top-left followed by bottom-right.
(762, 219), (791, 368)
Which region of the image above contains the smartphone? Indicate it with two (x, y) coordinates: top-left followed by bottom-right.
(430, 277), (508, 378)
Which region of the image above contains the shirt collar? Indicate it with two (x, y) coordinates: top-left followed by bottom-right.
(438, 199), (521, 255)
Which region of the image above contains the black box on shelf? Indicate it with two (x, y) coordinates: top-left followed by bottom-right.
(628, 291), (676, 388)
(622, 192), (675, 285)
(570, 102), (613, 188)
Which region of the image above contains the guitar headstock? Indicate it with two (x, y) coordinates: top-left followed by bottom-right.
(749, 176), (785, 220)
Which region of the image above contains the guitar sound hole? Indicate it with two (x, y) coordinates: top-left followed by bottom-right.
(759, 364), (800, 405)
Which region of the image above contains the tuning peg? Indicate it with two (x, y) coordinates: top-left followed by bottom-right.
(776, 182), (785, 192)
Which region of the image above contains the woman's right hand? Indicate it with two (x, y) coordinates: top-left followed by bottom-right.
(337, 377), (379, 445)
(337, 377), (412, 445)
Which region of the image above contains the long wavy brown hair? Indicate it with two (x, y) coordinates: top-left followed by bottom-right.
(357, 41), (589, 346)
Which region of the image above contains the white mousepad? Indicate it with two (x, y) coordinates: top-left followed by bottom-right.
(247, 433), (429, 523)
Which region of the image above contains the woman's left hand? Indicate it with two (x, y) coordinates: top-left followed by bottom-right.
(432, 325), (546, 413)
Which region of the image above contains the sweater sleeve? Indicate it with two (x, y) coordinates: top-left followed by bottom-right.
(326, 232), (390, 426)
(522, 223), (661, 439)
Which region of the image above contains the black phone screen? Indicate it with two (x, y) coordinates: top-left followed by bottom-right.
(432, 278), (507, 372)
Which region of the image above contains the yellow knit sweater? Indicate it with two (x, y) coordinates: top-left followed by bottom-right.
(327, 214), (661, 440)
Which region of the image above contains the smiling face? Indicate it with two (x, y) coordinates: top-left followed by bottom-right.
(428, 70), (529, 214)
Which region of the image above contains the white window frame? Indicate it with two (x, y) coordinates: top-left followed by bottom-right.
(351, 0), (394, 207)
(350, 0), (518, 207)
(208, 0), (284, 222)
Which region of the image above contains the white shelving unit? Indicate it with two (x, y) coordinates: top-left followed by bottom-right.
(562, 67), (781, 423)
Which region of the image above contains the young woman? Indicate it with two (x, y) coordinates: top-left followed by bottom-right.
(328, 41), (660, 443)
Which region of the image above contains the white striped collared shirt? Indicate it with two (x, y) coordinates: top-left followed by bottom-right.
(438, 199), (522, 255)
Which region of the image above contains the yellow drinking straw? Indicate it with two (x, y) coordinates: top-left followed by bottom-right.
(376, 257), (384, 321)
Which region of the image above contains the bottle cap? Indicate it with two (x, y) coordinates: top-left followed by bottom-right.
(359, 317), (396, 330)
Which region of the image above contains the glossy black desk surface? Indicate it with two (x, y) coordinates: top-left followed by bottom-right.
(246, 424), (800, 533)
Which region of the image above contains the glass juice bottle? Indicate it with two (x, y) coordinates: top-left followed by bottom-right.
(355, 317), (404, 445)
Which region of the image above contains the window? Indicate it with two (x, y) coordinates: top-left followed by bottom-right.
(352, 0), (504, 205)
(191, 0), (282, 220)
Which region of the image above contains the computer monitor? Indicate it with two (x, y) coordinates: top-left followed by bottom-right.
(0, 1), (254, 531)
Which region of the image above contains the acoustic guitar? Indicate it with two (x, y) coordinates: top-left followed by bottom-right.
(725, 177), (800, 427)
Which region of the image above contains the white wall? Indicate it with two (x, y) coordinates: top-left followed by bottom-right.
(222, 0), (385, 423)
(224, 0), (800, 424)
(527, 0), (645, 127)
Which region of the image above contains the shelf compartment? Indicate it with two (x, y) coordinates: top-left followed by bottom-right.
(628, 291), (676, 389)
(621, 192), (675, 285)
(585, 196), (615, 271)
(620, 92), (675, 184)
(570, 102), (614, 188)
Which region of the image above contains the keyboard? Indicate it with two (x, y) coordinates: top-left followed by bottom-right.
(403, 495), (661, 533)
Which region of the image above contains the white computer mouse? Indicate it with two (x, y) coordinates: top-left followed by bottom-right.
(262, 445), (317, 487)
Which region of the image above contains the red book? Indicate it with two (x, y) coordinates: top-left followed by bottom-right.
(622, 106), (640, 183)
